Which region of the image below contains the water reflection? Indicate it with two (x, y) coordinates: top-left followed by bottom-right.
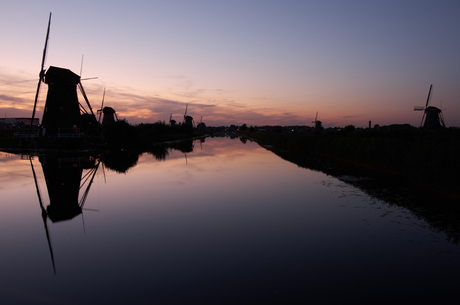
(262, 145), (460, 245)
(29, 154), (100, 273)
(1, 136), (459, 304)
(22, 139), (203, 274)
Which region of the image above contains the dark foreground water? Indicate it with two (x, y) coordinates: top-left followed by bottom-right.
(1, 137), (459, 304)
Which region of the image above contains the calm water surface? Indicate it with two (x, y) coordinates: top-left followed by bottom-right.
(1, 137), (459, 304)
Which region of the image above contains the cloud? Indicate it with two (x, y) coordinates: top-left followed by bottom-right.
(0, 94), (24, 103)
(342, 115), (361, 119)
(0, 69), (317, 127)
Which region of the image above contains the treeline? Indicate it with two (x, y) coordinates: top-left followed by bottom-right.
(242, 127), (460, 201)
(0, 120), (199, 150)
(102, 120), (197, 148)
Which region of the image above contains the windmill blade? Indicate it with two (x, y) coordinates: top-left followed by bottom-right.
(29, 78), (42, 139)
(30, 157), (45, 211)
(315, 111), (318, 121)
(79, 162), (100, 209)
(30, 157), (56, 274)
(78, 82), (97, 123)
(40, 12), (52, 78)
(439, 111), (446, 127)
(184, 103), (188, 116)
(425, 84), (433, 108)
(420, 112), (426, 128)
(414, 106), (425, 111)
(98, 88), (105, 123)
(29, 12), (52, 138)
(170, 113), (172, 121)
(80, 54), (84, 76)
(102, 161), (107, 184)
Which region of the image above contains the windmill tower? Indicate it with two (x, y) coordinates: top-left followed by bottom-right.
(312, 111), (322, 131)
(100, 107), (118, 126)
(414, 84), (446, 129)
(30, 13), (98, 138)
(183, 104), (194, 126)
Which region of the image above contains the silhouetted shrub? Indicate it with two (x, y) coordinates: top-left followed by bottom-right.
(103, 119), (138, 148)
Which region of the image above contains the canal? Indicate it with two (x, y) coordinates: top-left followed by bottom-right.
(0, 136), (459, 304)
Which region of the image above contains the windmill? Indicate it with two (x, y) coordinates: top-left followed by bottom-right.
(29, 13), (98, 139)
(96, 89), (118, 127)
(197, 115), (206, 132)
(312, 111), (322, 131)
(169, 114), (176, 126)
(414, 84), (446, 129)
(183, 104), (194, 126)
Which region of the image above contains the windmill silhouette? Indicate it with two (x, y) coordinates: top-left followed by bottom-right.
(169, 114), (176, 126)
(183, 104), (194, 126)
(96, 89), (118, 127)
(414, 84), (446, 129)
(29, 13), (98, 139)
(197, 116), (206, 132)
(312, 111), (322, 131)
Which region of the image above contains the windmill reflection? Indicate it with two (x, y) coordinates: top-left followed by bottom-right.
(30, 154), (100, 273)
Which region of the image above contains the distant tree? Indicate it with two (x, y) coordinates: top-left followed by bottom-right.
(240, 124), (248, 131)
(343, 125), (355, 133)
(103, 119), (137, 148)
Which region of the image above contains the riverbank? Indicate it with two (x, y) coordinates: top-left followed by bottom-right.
(241, 128), (460, 202)
(0, 120), (203, 152)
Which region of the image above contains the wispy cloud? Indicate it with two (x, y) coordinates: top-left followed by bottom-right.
(0, 94), (24, 103)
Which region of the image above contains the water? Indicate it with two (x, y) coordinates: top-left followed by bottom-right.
(1, 136), (459, 304)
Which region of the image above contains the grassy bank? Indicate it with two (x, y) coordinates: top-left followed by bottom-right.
(242, 128), (460, 201)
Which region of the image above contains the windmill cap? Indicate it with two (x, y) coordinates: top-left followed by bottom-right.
(45, 66), (80, 84)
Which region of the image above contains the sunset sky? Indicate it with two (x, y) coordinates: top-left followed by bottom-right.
(1, 0), (459, 127)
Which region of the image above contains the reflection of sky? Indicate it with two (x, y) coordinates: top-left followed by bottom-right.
(1, 137), (459, 303)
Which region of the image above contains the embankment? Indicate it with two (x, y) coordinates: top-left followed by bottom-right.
(242, 128), (460, 202)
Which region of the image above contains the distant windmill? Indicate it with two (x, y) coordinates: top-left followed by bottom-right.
(183, 103), (194, 126)
(312, 111), (322, 131)
(197, 115), (206, 132)
(169, 114), (176, 126)
(29, 13), (98, 138)
(414, 84), (445, 129)
(96, 89), (118, 127)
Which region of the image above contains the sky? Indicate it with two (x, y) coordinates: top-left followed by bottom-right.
(1, 0), (459, 128)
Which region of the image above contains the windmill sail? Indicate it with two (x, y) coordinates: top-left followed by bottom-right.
(29, 12), (52, 138)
